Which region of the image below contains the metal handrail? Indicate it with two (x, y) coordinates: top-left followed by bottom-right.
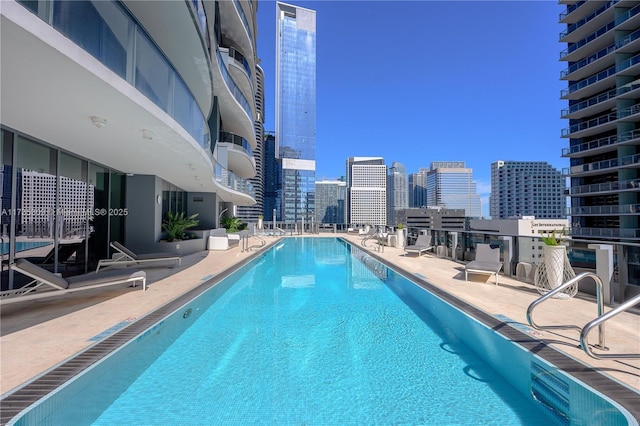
(580, 294), (640, 359)
(526, 272), (606, 350)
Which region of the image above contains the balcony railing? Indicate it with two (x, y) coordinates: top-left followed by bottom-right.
(564, 153), (640, 175)
(568, 179), (640, 195)
(569, 204), (640, 215)
(561, 65), (616, 98)
(219, 131), (253, 157)
(614, 3), (640, 26)
(561, 111), (617, 136)
(560, 21), (615, 59)
(214, 159), (256, 199)
(559, 0), (617, 41)
(571, 227), (640, 239)
(560, 43), (615, 79)
(215, 47), (253, 121)
(559, 0), (586, 21)
(233, 0), (253, 46)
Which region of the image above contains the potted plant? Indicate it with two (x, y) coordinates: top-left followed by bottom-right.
(539, 228), (568, 290)
(396, 223), (405, 249)
(220, 216), (246, 233)
(162, 211), (199, 242)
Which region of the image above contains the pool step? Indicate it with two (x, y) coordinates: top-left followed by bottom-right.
(531, 361), (571, 425)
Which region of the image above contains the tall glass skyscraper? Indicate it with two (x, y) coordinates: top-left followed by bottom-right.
(387, 162), (408, 225)
(426, 161), (482, 218)
(275, 2), (316, 223)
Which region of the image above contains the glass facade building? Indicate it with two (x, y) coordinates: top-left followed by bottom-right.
(275, 2), (316, 223)
(387, 162), (408, 226)
(315, 180), (346, 224)
(426, 162), (482, 218)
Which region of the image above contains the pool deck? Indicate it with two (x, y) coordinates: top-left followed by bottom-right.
(1, 234), (639, 420)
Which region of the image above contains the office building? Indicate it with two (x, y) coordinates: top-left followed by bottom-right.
(559, 1), (640, 288)
(490, 161), (566, 219)
(409, 168), (429, 208)
(1, 0), (259, 287)
(346, 157), (387, 226)
(315, 179), (346, 224)
(275, 2), (316, 223)
(262, 132), (280, 221)
(426, 162), (482, 218)
(387, 162), (408, 226)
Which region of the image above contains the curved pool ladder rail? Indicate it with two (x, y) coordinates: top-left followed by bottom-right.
(527, 271), (640, 359)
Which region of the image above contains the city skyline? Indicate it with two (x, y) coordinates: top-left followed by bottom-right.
(256, 1), (565, 217)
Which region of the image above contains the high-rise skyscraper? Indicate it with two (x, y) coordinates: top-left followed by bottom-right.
(346, 157), (387, 226)
(262, 132), (280, 221)
(315, 179), (346, 224)
(490, 161), (566, 219)
(409, 168), (429, 208)
(426, 161), (482, 218)
(275, 2), (316, 224)
(559, 1), (639, 287)
(387, 162), (408, 225)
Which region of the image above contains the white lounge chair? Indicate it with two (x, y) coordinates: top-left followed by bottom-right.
(96, 241), (181, 271)
(403, 234), (433, 257)
(1, 258), (146, 305)
(464, 244), (503, 285)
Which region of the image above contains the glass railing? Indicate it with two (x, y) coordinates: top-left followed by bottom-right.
(614, 3), (640, 26)
(570, 204), (640, 215)
(561, 111), (617, 136)
(560, 21), (616, 59)
(233, 0), (253, 45)
(561, 65), (616, 97)
(219, 131), (253, 157)
(568, 179), (640, 195)
(560, 86), (618, 117)
(559, 0), (617, 41)
(616, 53), (640, 73)
(559, 0), (586, 21)
(616, 28), (640, 50)
(215, 47), (253, 121)
(214, 159), (256, 199)
(562, 134), (618, 156)
(19, 0), (209, 149)
(564, 153), (640, 174)
(571, 227), (640, 239)
(191, 0), (208, 41)
(560, 43), (615, 79)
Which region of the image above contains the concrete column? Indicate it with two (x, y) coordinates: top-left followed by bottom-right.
(500, 236), (513, 276)
(588, 244), (614, 305)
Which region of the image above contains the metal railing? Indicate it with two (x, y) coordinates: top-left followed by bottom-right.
(527, 272), (606, 350)
(580, 293), (640, 359)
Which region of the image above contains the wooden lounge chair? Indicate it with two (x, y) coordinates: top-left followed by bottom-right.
(96, 241), (181, 271)
(403, 234), (433, 257)
(1, 258), (146, 305)
(464, 244), (503, 285)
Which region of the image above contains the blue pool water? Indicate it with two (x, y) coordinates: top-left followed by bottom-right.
(1, 241), (51, 254)
(13, 238), (633, 425)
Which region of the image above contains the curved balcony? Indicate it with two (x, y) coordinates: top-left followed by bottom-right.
(570, 204), (640, 215)
(211, 46), (256, 148)
(218, 131), (256, 179)
(563, 153), (640, 176)
(568, 179), (640, 196)
(559, 0), (617, 43)
(217, 0), (254, 62)
(213, 158), (256, 206)
(219, 46), (253, 111)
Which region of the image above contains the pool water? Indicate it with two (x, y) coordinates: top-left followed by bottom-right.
(0, 241), (51, 254)
(93, 238), (556, 425)
(14, 238), (633, 425)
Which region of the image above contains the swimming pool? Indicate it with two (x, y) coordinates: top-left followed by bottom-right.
(0, 241), (51, 254)
(3, 238), (637, 425)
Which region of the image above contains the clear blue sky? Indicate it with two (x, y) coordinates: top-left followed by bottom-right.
(256, 1), (566, 216)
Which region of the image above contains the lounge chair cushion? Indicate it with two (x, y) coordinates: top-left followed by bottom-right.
(14, 258), (69, 289)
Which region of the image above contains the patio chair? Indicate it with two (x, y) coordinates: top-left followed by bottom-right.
(96, 241), (181, 271)
(403, 234), (433, 257)
(464, 244), (503, 285)
(1, 258), (146, 305)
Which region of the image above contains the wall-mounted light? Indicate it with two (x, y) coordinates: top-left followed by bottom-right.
(142, 129), (154, 140)
(91, 116), (107, 128)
